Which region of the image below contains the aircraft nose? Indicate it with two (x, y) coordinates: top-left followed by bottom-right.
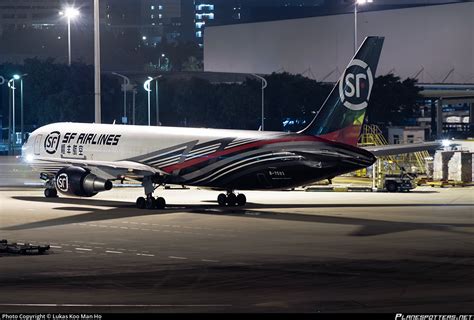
(21, 138), (34, 163)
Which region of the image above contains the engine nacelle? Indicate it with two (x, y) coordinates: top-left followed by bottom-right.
(55, 166), (113, 197)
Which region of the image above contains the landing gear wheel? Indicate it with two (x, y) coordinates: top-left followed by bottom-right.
(136, 197), (146, 209)
(155, 197), (166, 209)
(145, 197), (156, 210)
(236, 194), (247, 206)
(44, 189), (58, 198)
(226, 193), (237, 207)
(386, 182), (398, 193)
(217, 193), (227, 206)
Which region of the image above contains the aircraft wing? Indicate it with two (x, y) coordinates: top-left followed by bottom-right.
(34, 157), (168, 180)
(362, 141), (441, 157)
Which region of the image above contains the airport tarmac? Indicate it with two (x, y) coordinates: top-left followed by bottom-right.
(0, 186), (473, 313)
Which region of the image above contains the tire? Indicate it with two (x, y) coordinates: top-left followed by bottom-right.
(226, 193), (237, 206)
(217, 193), (227, 206)
(136, 197), (146, 209)
(386, 182), (398, 193)
(145, 197), (156, 210)
(44, 189), (57, 198)
(236, 194), (247, 206)
(156, 197), (166, 209)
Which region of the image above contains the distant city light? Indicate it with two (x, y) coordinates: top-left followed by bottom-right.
(357, 0), (373, 4)
(142, 36), (147, 40)
(13, 74), (20, 80)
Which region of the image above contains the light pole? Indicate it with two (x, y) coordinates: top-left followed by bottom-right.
(8, 75), (19, 150)
(144, 76), (162, 126)
(354, 0), (373, 54)
(132, 88), (137, 125)
(252, 74), (267, 131)
(94, 0), (101, 123)
(15, 74), (28, 145)
(59, 7), (80, 66)
(155, 76), (163, 125)
(111, 72), (130, 124)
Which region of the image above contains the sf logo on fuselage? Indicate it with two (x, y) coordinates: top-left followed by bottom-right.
(339, 59), (373, 111)
(44, 131), (61, 154)
(56, 173), (69, 192)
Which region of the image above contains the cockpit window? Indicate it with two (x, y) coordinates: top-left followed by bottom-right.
(23, 133), (30, 145)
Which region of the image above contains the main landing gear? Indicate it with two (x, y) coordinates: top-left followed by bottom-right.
(217, 191), (246, 207)
(136, 175), (166, 210)
(136, 195), (166, 210)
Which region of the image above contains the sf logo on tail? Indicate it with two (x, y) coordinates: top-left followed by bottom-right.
(339, 59), (373, 111)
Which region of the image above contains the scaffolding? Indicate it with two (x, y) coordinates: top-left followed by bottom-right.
(358, 124), (430, 176)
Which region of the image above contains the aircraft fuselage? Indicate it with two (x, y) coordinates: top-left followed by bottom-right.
(23, 122), (375, 191)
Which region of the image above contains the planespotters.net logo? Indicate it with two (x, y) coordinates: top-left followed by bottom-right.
(395, 314), (474, 320)
(339, 58), (374, 111)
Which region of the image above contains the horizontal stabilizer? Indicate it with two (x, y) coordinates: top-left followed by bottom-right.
(363, 141), (441, 157)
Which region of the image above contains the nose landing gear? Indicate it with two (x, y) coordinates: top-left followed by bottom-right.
(41, 173), (58, 198)
(217, 191), (246, 207)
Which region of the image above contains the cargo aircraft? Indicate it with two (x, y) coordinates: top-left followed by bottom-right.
(21, 37), (437, 209)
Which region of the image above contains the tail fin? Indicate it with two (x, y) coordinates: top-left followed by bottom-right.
(299, 36), (384, 146)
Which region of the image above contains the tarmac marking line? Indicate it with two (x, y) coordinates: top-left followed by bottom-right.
(75, 248), (92, 251)
(106, 250), (123, 254)
(169, 256), (188, 260)
(50, 245), (62, 249)
(201, 259), (220, 263)
(137, 253), (155, 257)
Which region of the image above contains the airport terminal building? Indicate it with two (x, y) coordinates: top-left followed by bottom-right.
(204, 2), (474, 139)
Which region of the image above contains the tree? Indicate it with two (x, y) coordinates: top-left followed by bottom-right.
(367, 74), (422, 126)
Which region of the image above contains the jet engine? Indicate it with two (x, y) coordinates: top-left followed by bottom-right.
(55, 166), (113, 197)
